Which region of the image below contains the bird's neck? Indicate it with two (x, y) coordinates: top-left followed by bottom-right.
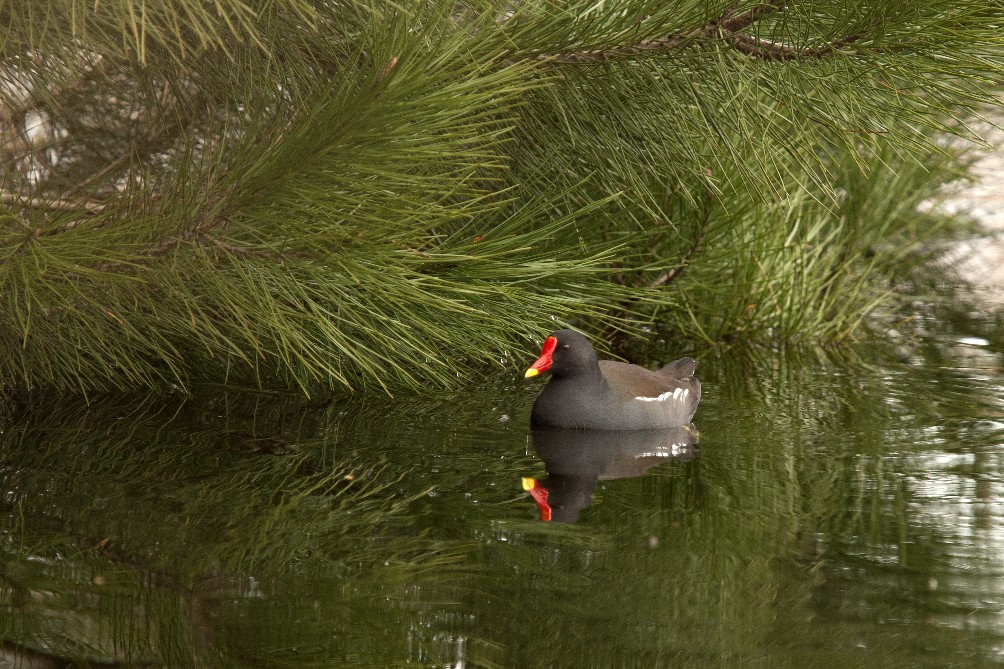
(553, 361), (605, 387)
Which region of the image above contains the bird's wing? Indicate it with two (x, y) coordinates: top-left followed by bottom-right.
(656, 357), (698, 380)
(598, 360), (688, 402)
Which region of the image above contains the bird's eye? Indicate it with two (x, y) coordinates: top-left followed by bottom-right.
(561, 344), (570, 351)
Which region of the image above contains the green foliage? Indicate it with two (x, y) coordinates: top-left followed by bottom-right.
(662, 139), (968, 343)
(1, 0), (1001, 393)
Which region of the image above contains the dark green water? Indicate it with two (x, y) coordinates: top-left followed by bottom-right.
(2, 311), (1003, 668)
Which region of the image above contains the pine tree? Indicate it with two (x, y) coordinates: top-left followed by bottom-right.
(1, 0), (1001, 394)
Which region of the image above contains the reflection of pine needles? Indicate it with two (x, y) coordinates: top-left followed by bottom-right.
(0, 392), (461, 580)
(4, 343), (1004, 666)
(0, 388), (506, 665)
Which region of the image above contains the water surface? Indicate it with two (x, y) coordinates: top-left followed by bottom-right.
(1, 311), (1003, 668)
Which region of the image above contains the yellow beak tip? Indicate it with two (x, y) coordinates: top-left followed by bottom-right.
(521, 477), (537, 491)
(524, 368), (539, 379)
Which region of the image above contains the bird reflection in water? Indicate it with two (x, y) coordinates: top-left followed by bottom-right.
(522, 425), (698, 522)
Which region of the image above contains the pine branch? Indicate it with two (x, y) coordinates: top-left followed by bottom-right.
(534, 1), (787, 65)
(0, 190), (106, 213)
(648, 194), (712, 290)
(0, 0), (999, 394)
(532, 3), (885, 67)
(603, 189), (714, 340)
(730, 22), (876, 61)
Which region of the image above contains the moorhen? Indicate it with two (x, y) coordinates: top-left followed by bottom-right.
(524, 329), (700, 430)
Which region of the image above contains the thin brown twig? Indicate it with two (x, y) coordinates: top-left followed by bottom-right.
(730, 28), (869, 61)
(534, 1), (787, 65)
(0, 189), (106, 213)
(533, 1), (878, 67)
(88, 222), (300, 274)
(603, 190), (714, 341)
(646, 190), (713, 290)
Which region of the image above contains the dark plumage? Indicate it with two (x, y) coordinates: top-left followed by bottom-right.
(524, 329), (700, 430)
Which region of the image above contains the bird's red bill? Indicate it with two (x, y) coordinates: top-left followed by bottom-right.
(521, 477), (552, 522)
(524, 336), (558, 379)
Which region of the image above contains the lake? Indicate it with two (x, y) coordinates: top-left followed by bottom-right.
(1, 303), (1002, 668)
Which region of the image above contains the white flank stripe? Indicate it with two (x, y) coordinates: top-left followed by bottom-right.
(634, 388), (689, 403)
